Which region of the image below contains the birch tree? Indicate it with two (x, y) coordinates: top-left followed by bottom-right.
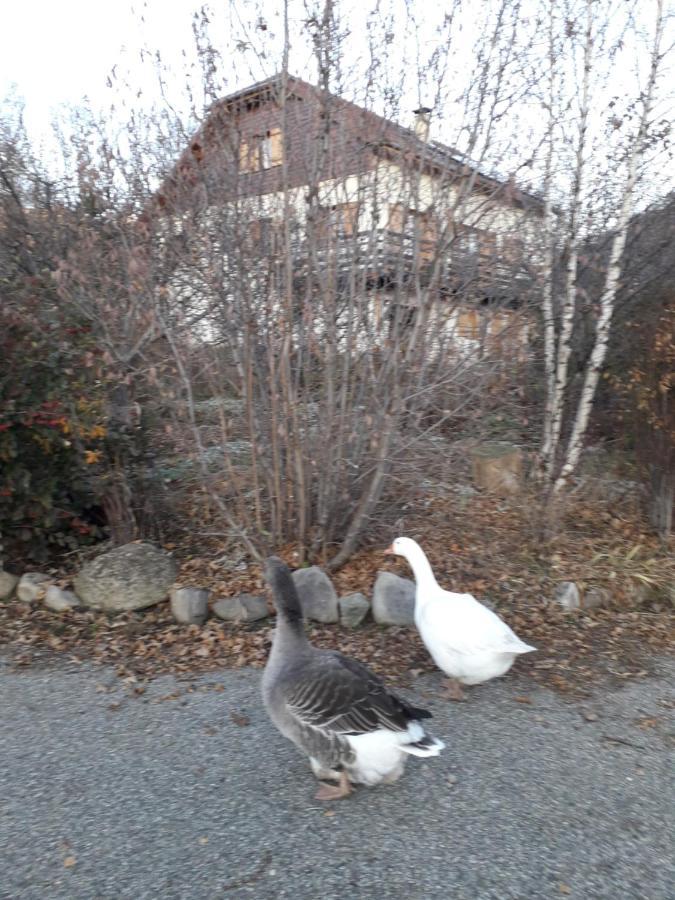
(536, 0), (671, 498)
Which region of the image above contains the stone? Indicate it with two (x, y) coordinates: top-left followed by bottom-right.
(44, 585), (81, 612)
(339, 592), (370, 628)
(469, 442), (523, 496)
(16, 572), (52, 603)
(554, 581), (580, 611)
(170, 587), (210, 625)
(372, 571), (416, 626)
(73, 542), (178, 612)
(0, 571), (19, 600)
(583, 588), (608, 610)
(213, 594), (268, 623)
(291, 566), (339, 624)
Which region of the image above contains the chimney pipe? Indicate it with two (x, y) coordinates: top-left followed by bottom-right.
(413, 106), (432, 142)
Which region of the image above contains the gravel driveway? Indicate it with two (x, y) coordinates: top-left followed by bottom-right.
(1, 656), (673, 899)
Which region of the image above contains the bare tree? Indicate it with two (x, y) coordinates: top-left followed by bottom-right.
(146, 0), (547, 565)
(7, 0), (671, 567)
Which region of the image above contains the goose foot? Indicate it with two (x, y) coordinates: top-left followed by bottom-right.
(314, 771), (352, 801)
(442, 678), (467, 702)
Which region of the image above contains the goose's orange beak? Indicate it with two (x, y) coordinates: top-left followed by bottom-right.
(383, 544), (395, 555)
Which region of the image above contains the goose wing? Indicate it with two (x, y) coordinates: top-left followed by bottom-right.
(285, 650), (430, 736)
(422, 591), (535, 654)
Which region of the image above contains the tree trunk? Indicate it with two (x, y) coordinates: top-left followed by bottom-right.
(648, 466), (673, 540)
(553, 0), (665, 494)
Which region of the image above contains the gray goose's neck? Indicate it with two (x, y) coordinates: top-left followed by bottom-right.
(267, 565), (311, 667)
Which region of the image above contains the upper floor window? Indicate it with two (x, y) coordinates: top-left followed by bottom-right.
(239, 128), (283, 174)
(389, 205), (437, 260)
(248, 217), (283, 254)
(314, 202), (359, 239)
(455, 223), (497, 260)
(502, 234), (525, 263)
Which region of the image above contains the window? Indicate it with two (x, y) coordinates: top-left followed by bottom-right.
(455, 224), (497, 260)
(314, 203), (359, 239)
(455, 224), (479, 254)
(248, 217), (282, 253)
(478, 230), (497, 261)
(239, 128), (283, 174)
(338, 202), (359, 236)
(457, 309), (480, 340)
(239, 139), (260, 174)
(388, 205), (436, 260)
(264, 128), (284, 167)
(388, 203), (406, 234)
(415, 211), (437, 261)
(502, 234), (525, 263)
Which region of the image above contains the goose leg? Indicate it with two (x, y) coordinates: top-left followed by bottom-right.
(310, 758), (341, 781)
(442, 678), (467, 702)
(314, 771), (352, 801)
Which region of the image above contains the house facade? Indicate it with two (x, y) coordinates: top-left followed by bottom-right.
(158, 75), (543, 356)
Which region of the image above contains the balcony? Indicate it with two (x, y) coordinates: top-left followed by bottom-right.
(286, 229), (533, 302)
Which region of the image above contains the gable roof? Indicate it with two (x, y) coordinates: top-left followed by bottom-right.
(156, 73), (543, 215)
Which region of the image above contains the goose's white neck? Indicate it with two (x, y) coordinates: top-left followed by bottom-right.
(401, 542), (439, 593)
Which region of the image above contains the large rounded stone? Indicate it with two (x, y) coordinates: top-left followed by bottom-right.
(73, 542), (178, 612)
(372, 571), (416, 626)
(291, 567), (339, 623)
(16, 572), (51, 603)
(339, 593), (370, 628)
(0, 571), (19, 601)
(212, 594), (268, 623)
(44, 585), (81, 613)
(170, 587), (210, 625)
(554, 581), (580, 611)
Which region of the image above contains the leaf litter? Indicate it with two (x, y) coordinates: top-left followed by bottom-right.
(1, 491), (672, 695)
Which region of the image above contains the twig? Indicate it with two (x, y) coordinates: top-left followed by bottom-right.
(601, 734), (647, 750)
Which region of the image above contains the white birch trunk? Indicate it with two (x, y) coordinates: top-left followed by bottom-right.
(553, 0), (666, 494)
(539, 0), (560, 475)
(546, 0), (593, 477)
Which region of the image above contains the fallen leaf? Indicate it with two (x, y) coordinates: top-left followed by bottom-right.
(559, 883), (571, 895)
(634, 716), (659, 729)
(323, 810), (335, 817)
(581, 710), (598, 722)
(63, 856), (76, 868)
(199, 836), (209, 845)
(514, 695), (532, 704)
(230, 711), (250, 727)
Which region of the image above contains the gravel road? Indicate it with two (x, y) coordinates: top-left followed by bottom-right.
(1, 656), (673, 900)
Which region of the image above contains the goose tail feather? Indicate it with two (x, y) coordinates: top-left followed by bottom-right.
(401, 733), (445, 757)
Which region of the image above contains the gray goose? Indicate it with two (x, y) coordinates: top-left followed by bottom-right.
(262, 556), (444, 800)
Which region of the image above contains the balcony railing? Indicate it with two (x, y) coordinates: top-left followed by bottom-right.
(285, 229), (533, 299)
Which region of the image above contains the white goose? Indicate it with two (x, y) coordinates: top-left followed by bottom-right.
(385, 537), (536, 700)
(262, 556), (444, 800)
